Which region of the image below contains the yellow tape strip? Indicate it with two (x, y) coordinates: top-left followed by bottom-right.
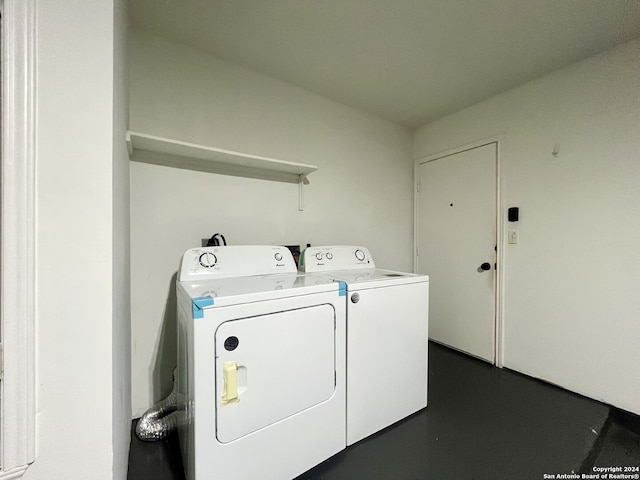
(221, 361), (239, 405)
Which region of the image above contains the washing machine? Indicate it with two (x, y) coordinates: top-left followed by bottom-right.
(300, 245), (429, 445)
(176, 245), (346, 480)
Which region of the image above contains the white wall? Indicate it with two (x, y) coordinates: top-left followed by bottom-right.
(414, 39), (640, 414)
(129, 30), (413, 415)
(25, 1), (130, 479)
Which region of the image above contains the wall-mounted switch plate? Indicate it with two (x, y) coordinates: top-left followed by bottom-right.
(508, 230), (519, 244)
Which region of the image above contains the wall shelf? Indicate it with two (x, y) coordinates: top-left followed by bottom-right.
(126, 131), (317, 184)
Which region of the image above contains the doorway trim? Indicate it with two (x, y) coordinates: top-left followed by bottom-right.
(1, 0), (36, 477)
(413, 137), (505, 367)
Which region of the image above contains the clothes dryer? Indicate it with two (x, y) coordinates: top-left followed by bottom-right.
(300, 245), (428, 445)
(176, 245), (346, 480)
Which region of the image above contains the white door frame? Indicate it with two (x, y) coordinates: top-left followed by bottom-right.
(413, 137), (505, 367)
(1, 0), (36, 477)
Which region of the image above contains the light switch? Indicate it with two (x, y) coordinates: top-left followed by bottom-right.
(508, 230), (519, 244)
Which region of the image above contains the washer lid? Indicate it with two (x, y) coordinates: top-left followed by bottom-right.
(326, 268), (429, 289)
(179, 273), (342, 307)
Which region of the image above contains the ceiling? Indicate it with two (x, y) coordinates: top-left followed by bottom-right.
(130, 0), (640, 127)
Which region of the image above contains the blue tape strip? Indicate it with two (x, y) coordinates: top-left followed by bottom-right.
(192, 296), (214, 319)
(337, 281), (347, 297)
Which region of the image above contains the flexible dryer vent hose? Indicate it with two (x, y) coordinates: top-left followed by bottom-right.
(135, 369), (183, 441)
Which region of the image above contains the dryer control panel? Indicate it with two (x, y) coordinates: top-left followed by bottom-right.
(300, 245), (375, 272)
(179, 245), (297, 281)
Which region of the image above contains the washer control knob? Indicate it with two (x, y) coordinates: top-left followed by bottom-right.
(274, 252), (283, 261)
(354, 249), (366, 261)
(326, 252), (333, 260)
(315, 252), (323, 260)
(351, 293), (360, 304)
(199, 252), (217, 268)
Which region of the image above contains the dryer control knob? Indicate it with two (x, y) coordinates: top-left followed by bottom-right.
(274, 252), (283, 261)
(354, 249), (366, 261)
(326, 252), (333, 260)
(315, 252), (323, 261)
(199, 252), (217, 268)
(351, 293), (360, 303)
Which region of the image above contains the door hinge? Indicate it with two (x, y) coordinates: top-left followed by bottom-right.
(334, 371), (336, 386)
(417, 181), (421, 193)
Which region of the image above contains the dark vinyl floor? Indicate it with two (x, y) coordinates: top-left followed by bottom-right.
(128, 342), (640, 480)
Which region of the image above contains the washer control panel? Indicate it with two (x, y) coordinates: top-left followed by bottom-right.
(299, 245), (375, 272)
(179, 245), (297, 281)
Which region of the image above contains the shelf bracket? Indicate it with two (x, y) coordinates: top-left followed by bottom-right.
(298, 175), (305, 211)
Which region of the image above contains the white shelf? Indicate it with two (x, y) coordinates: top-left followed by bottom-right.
(126, 131), (317, 183)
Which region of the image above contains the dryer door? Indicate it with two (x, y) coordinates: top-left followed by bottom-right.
(215, 304), (336, 443)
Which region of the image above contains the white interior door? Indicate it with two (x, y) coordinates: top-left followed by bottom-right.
(416, 143), (497, 363)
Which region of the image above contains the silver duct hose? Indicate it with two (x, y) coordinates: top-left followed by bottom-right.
(136, 369), (183, 441)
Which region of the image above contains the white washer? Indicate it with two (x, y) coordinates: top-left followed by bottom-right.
(300, 245), (429, 445)
(176, 245), (346, 480)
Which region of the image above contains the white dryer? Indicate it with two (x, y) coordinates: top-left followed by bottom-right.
(300, 245), (429, 445)
(176, 245), (346, 480)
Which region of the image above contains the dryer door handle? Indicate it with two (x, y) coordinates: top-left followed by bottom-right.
(221, 361), (239, 405)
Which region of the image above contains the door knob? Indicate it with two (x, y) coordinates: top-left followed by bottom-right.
(479, 262), (491, 271)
